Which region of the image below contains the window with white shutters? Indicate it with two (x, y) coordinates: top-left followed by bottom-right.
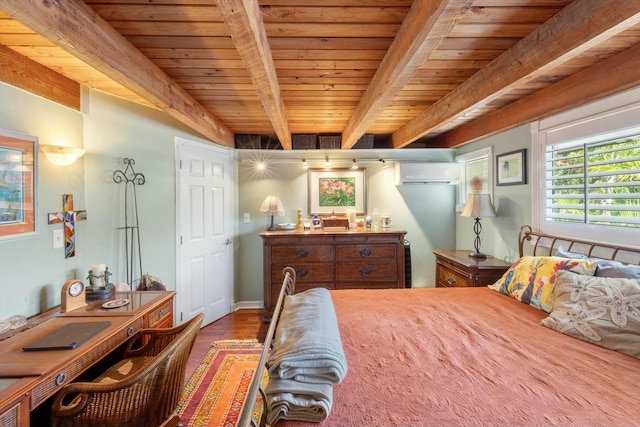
(533, 86), (640, 246)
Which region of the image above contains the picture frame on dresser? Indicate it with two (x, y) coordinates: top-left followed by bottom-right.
(308, 168), (366, 216)
(0, 129), (38, 241)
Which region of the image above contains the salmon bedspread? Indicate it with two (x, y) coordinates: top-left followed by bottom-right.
(282, 287), (640, 427)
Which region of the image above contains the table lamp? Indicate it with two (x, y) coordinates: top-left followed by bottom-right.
(260, 195), (284, 231)
(460, 193), (496, 258)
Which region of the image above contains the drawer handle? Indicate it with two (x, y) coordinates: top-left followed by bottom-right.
(55, 372), (67, 386)
(158, 309), (164, 318)
(360, 267), (373, 276)
(127, 326), (135, 336)
(360, 248), (373, 257)
(297, 269), (309, 277)
(297, 250), (309, 258)
(447, 276), (456, 285)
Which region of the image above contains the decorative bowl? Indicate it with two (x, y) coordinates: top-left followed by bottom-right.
(278, 223), (297, 231)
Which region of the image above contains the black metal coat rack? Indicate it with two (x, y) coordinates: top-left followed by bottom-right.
(113, 158), (145, 287)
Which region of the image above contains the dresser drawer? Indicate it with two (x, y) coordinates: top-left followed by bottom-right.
(144, 299), (173, 328)
(272, 245), (334, 262)
(336, 244), (396, 260)
(436, 263), (469, 288)
(336, 261), (397, 282)
(336, 282), (399, 290)
(271, 262), (334, 283)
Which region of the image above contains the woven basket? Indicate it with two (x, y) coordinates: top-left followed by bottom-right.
(292, 134), (318, 150)
(318, 135), (342, 149)
(353, 134), (374, 149)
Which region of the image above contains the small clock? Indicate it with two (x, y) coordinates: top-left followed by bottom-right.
(61, 279), (87, 312)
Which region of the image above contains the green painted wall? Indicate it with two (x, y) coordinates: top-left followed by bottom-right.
(1, 81), (533, 320)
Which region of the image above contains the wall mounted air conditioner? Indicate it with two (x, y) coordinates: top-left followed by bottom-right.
(395, 162), (460, 185)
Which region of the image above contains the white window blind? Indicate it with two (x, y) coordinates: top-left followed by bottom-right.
(545, 135), (640, 228)
(456, 147), (492, 211)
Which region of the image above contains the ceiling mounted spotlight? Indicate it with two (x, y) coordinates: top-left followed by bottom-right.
(380, 159), (388, 169)
(325, 156), (331, 168)
(351, 159), (359, 169)
(302, 159), (309, 169)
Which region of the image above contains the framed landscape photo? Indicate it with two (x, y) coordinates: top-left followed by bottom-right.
(0, 129), (38, 240)
(496, 149), (526, 186)
(308, 168), (366, 216)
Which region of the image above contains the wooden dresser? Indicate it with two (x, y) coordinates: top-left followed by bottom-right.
(434, 249), (512, 288)
(261, 229), (407, 316)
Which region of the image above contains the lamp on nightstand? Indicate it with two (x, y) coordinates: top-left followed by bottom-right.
(260, 195), (285, 231)
(460, 193), (496, 258)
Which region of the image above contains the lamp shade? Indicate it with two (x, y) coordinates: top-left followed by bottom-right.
(461, 194), (496, 219)
(260, 195), (285, 216)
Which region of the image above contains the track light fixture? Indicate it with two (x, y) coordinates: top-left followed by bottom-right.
(325, 156), (331, 168)
(302, 159), (309, 169)
(351, 159), (359, 169)
(380, 159), (388, 168)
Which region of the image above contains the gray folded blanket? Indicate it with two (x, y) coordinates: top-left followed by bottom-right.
(265, 378), (333, 425)
(268, 288), (348, 385)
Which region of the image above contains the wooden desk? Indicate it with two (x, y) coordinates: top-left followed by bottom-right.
(0, 291), (174, 426)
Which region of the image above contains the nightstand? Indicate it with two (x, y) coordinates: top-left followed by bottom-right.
(433, 249), (512, 288)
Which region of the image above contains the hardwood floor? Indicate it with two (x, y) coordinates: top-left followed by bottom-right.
(185, 309), (268, 378)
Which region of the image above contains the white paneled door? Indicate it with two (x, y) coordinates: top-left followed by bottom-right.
(175, 138), (233, 326)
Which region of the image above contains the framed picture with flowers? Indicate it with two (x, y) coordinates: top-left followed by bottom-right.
(308, 168), (366, 216)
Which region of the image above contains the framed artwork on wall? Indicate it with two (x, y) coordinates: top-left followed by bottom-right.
(308, 168), (366, 216)
(0, 129), (38, 241)
(496, 149), (526, 186)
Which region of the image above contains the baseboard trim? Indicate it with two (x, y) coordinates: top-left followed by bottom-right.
(233, 300), (263, 311)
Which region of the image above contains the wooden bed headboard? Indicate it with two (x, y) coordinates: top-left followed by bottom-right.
(518, 225), (640, 265)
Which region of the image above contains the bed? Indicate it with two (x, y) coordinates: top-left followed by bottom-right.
(239, 226), (640, 427)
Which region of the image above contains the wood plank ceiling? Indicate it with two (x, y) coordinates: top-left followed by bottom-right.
(1, 0), (640, 150)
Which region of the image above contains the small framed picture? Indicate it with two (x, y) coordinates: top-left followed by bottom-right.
(496, 149), (526, 186)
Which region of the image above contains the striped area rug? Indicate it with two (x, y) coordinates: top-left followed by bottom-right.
(176, 339), (266, 427)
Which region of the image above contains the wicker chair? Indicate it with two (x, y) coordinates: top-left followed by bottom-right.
(50, 313), (204, 427)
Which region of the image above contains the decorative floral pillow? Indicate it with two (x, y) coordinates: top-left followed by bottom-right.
(488, 256), (596, 312)
(541, 271), (640, 359)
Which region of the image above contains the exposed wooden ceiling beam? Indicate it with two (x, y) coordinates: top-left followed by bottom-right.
(341, 0), (471, 149)
(427, 43), (640, 148)
(391, 0), (640, 149)
(216, 0), (291, 150)
(0, 0), (234, 147)
(0, 44), (80, 110)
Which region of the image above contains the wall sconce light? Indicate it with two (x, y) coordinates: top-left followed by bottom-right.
(379, 159), (388, 168)
(325, 156), (331, 168)
(41, 145), (85, 166)
(351, 159), (359, 169)
(302, 159), (309, 169)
